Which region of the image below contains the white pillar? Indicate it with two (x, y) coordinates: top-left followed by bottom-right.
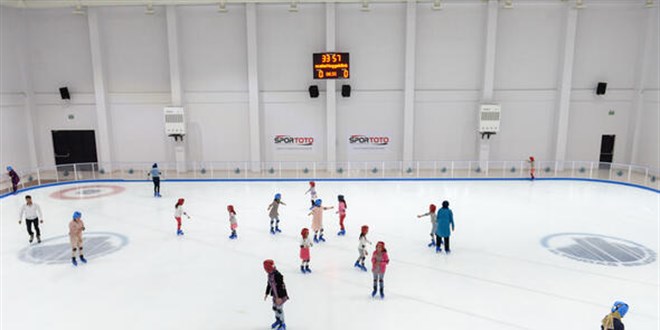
(87, 8), (113, 169)
(627, 6), (656, 164)
(326, 3), (337, 167)
(246, 3), (262, 171)
(17, 9), (38, 169)
(402, 0), (416, 164)
(478, 0), (498, 168)
(553, 4), (579, 165)
(166, 5), (187, 173)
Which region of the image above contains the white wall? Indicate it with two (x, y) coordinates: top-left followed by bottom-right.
(0, 2), (658, 170)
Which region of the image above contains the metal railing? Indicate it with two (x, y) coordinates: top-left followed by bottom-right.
(2, 160), (658, 193)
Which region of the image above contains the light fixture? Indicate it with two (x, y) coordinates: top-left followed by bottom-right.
(72, 3), (85, 15)
(575, 0), (586, 9)
(217, 0), (228, 12)
(431, 0), (442, 10)
(360, 0), (370, 12)
(289, 1), (299, 12)
(145, 3), (156, 15)
(645, 0), (655, 8)
(503, 0), (513, 9)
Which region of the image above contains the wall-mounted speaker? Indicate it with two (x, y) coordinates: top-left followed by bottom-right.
(596, 82), (607, 95)
(308, 85), (319, 98)
(59, 87), (70, 100)
(341, 84), (351, 97)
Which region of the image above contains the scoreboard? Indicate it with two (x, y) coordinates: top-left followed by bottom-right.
(313, 52), (349, 79)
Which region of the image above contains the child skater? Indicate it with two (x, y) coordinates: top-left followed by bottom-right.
(6, 166), (20, 194)
(528, 156), (536, 180)
(354, 225), (372, 271)
(69, 211), (87, 266)
(174, 198), (191, 236)
(267, 193), (286, 234)
(304, 181), (318, 207)
(263, 259), (289, 330)
(601, 301), (628, 330)
(417, 204), (438, 247)
(336, 195), (347, 236)
(308, 199), (334, 243)
(299, 228), (313, 273)
(371, 241), (389, 299)
(228, 205), (238, 239)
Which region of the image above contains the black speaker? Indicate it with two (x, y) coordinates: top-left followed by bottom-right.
(341, 84), (351, 97)
(596, 82), (607, 95)
(308, 85), (319, 98)
(59, 87), (70, 100)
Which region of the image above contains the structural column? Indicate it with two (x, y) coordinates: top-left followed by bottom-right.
(553, 3), (579, 165)
(166, 5), (187, 173)
(246, 3), (262, 171)
(87, 8), (113, 169)
(326, 3), (337, 167)
(478, 0), (499, 168)
(18, 9), (39, 169)
(402, 0), (416, 165)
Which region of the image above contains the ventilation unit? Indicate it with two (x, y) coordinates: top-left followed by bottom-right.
(164, 107), (186, 137)
(478, 104), (501, 137)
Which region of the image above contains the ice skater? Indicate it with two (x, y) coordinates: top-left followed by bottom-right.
(354, 225), (372, 271)
(263, 259), (289, 330)
(417, 204), (438, 247)
(371, 241), (389, 299)
(267, 193), (286, 234)
(304, 181), (318, 207)
(6, 166), (20, 194)
(174, 198), (191, 236)
(227, 205), (238, 239)
(308, 199), (333, 243)
(147, 163), (162, 197)
(435, 200), (454, 254)
(336, 195), (347, 236)
(601, 301), (628, 330)
(528, 156), (536, 180)
(19, 195), (44, 244)
(299, 228), (313, 273)
(69, 211), (87, 266)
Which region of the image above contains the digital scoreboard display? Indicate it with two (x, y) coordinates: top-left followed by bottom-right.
(313, 52), (349, 79)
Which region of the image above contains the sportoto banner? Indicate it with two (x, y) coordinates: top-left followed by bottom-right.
(272, 134), (315, 151)
(348, 134), (391, 151)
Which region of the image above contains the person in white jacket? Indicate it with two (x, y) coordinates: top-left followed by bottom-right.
(19, 195), (43, 243)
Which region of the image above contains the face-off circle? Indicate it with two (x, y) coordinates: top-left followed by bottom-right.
(50, 185), (125, 200)
(541, 233), (656, 267)
(18, 232), (129, 265)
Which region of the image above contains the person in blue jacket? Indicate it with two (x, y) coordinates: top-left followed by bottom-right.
(435, 200), (454, 253)
(601, 301), (628, 330)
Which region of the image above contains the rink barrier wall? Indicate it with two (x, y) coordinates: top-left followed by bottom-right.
(1, 177), (658, 200)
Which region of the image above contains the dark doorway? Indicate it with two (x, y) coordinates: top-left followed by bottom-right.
(599, 134), (615, 169)
(51, 130), (98, 166)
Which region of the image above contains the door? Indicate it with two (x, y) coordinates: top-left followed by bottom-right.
(599, 135), (615, 169)
(52, 130), (98, 167)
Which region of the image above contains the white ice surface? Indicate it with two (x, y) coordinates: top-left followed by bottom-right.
(1, 180), (658, 330)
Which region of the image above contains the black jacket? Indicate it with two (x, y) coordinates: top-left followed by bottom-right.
(265, 270), (289, 300)
(601, 318), (624, 330)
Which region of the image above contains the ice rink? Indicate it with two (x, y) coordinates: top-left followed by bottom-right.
(1, 179), (658, 330)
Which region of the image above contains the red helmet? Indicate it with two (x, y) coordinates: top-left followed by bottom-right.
(429, 204), (437, 213)
(227, 205), (235, 214)
(529, 156), (535, 161)
(177, 198), (185, 205)
(361, 225), (369, 234)
(263, 259), (275, 273)
(309, 181), (315, 187)
(301, 228), (309, 237)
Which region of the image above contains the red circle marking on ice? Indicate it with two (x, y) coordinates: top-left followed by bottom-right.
(49, 185), (126, 200)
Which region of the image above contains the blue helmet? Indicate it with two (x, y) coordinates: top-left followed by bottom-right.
(6, 166), (12, 171)
(314, 199), (322, 206)
(611, 301), (629, 317)
(72, 211), (82, 219)
(274, 193), (282, 200)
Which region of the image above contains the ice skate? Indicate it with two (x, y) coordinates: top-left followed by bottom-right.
(337, 229), (345, 236)
(271, 319), (282, 329)
(71, 257), (78, 267)
(29, 234), (34, 243)
(300, 265), (306, 273)
(318, 234), (326, 242)
(354, 260), (361, 269)
(229, 232), (237, 239)
(177, 229), (184, 236)
(277, 323), (286, 330)
(37, 236), (41, 244)
(371, 288), (377, 298)
(79, 255), (87, 264)
(313, 235), (319, 243)
(270, 227), (276, 235)
(427, 239), (435, 247)
(304, 265), (311, 273)
(275, 227), (282, 233)
(360, 264), (368, 272)
(379, 288), (384, 299)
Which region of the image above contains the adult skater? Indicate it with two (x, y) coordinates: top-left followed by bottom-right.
(174, 198), (191, 236)
(263, 259), (289, 330)
(6, 166), (20, 193)
(528, 156), (536, 180)
(267, 193), (286, 234)
(435, 200), (454, 254)
(417, 204), (437, 247)
(354, 225), (372, 271)
(371, 241), (389, 299)
(147, 163), (162, 197)
(601, 301), (628, 330)
(308, 199), (333, 243)
(299, 228), (313, 273)
(19, 195), (44, 243)
(336, 195), (347, 236)
(69, 211), (87, 266)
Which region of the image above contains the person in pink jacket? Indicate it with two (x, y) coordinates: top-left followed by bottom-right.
(307, 199), (333, 243)
(336, 195), (347, 236)
(69, 211), (87, 266)
(371, 241), (389, 299)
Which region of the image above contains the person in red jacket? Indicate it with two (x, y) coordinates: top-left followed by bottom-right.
(263, 259), (289, 330)
(371, 241), (389, 299)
